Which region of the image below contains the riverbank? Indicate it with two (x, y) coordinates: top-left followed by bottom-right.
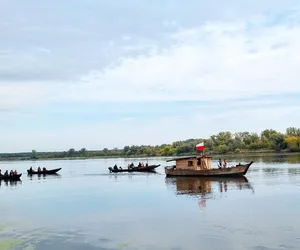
(0, 151), (299, 162)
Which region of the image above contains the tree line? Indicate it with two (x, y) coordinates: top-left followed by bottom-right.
(0, 127), (300, 161)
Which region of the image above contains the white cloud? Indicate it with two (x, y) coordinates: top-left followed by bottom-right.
(1, 7), (300, 109)
(41, 8), (300, 104)
(1, 5), (300, 152)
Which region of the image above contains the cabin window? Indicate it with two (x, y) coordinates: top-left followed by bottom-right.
(188, 161), (193, 166)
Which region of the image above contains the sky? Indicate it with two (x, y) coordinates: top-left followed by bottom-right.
(1, 0), (300, 153)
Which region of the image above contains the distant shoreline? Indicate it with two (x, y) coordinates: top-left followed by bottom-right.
(0, 151), (299, 162)
(1, 127), (299, 162)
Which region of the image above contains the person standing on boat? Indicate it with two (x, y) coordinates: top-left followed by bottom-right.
(218, 159), (222, 168)
(223, 159), (227, 168)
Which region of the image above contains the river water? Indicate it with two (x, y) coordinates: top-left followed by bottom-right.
(0, 154), (300, 250)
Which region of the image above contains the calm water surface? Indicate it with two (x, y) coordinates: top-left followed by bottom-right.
(1, 155), (300, 250)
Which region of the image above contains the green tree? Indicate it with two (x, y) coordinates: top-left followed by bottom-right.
(286, 127), (300, 136)
(285, 136), (300, 152)
(31, 150), (38, 160)
(79, 148), (87, 155)
(68, 148), (76, 156)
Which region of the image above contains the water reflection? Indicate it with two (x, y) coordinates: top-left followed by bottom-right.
(288, 168), (300, 176)
(0, 179), (22, 187)
(166, 176), (255, 207)
(28, 173), (61, 180)
(262, 167), (300, 177)
(215, 153), (300, 164)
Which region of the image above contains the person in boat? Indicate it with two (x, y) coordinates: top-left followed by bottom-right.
(141, 162), (144, 167)
(0, 169), (1, 175)
(113, 164), (118, 171)
(218, 159), (222, 168)
(4, 170), (8, 176)
(146, 163), (148, 167)
(13, 170), (17, 175)
(10, 170), (14, 176)
(38, 166), (41, 172)
(42, 167), (46, 171)
(223, 159), (227, 168)
(29, 166), (33, 173)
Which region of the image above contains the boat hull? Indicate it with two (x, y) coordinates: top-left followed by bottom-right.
(0, 173), (22, 181)
(27, 168), (61, 175)
(165, 161), (253, 177)
(109, 164), (160, 173)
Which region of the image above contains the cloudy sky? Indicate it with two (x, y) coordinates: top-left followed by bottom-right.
(1, 0), (300, 153)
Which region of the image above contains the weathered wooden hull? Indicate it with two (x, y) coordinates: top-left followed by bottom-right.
(27, 168), (61, 175)
(0, 173), (22, 181)
(165, 161), (253, 177)
(109, 164), (160, 173)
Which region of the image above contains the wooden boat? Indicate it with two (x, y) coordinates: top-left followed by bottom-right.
(108, 164), (160, 173)
(27, 167), (61, 175)
(164, 155), (253, 177)
(0, 173), (22, 181)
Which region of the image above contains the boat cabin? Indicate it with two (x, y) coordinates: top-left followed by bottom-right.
(166, 155), (212, 170)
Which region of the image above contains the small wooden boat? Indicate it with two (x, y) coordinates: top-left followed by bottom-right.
(108, 164), (160, 173)
(27, 168), (61, 175)
(0, 173), (22, 181)
(165, 155), (253, 177)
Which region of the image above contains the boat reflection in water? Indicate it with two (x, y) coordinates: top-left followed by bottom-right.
(0, 179), (22, 187)
(165, 176), (254, 208)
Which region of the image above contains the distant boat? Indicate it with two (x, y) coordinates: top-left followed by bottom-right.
(0, 173), (22, 181)
(164, 155), (253, 177)
(27, 168), (61, 175)
(108, 164), (160, 173)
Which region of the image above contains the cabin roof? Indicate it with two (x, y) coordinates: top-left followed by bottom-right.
(166, 155), (212, 162)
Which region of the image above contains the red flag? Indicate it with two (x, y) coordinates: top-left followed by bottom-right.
(196, 142), (204, 151)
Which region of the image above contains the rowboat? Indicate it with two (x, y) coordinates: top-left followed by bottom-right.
(0, 174), (22, 181)
(164, 155), (253, 177)
(27, 168), (61, 175)
(108, 164), (160, 173)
